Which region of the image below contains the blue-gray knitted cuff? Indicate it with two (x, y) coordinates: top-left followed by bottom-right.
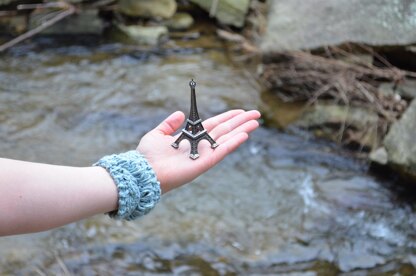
(94, 150), (161, 221)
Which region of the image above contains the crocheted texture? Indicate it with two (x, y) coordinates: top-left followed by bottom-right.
(94, 151), (161, 220)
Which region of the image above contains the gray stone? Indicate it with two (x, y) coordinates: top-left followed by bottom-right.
(118, 0), (176, 19)
(384, 100), (416, 178)
(295, 104), (379, 130)
(369, 147), (388, 165)
(115, 24), (168, 45)
(262, 0), (416, 52)
(378, 82), (395, 97)
(190, 0), (249, 27)
(396, 79), (416, 99)
(378, 80), (416, 100)
(294, 104), (380, 148)
(29, 10), (103, 35)
(165, 12), (194, 30)
(0, 16), (27, 35)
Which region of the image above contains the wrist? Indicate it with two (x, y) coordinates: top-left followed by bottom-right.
(94, 150), (161, 220)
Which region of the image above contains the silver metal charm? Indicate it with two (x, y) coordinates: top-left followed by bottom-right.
(171, 80), (218, 159)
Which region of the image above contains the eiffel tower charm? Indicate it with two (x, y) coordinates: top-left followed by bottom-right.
(171, 79), (218, 159)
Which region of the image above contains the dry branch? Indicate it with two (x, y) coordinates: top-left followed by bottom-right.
(261, 51), (408, 117)
(260, 50), (414, 147)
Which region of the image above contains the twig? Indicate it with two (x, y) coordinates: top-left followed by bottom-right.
(17, 2), (69, 10)
(261, 50), (408, 126)
(336, 103), (349, 144)
(356, 44), (395, 69)
(217, 29), (244, 42)
(91, 0), (116, 8)
(217, 29), (259, 53)
(55, 254), (71, 276)
(0, 2), (75, 52)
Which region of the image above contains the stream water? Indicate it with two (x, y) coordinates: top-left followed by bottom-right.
(1, 40), (416, 275)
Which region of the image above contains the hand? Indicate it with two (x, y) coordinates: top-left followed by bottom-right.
(137, 109), (261, 193)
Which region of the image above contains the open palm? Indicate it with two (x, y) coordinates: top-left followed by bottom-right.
(137, 109), (261, 193)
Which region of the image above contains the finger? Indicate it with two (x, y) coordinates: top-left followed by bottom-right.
(202, 109), (244, 132)
(208, 132), (249, 166)
(154, 111), (185, 135)
(209, 110), (261, 140)
(216, 120), (259, 144)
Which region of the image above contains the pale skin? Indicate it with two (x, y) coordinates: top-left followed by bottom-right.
(0, 109), (261, 236)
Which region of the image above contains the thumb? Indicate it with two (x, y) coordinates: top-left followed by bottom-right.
(154, 111), (185, 135)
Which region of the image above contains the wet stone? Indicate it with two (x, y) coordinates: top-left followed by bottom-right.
(165, 13), (194, 31)
(113, 24), (168, 45)
(369, 147), (388, 165)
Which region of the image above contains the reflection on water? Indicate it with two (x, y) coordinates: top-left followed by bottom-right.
(1, 43), (416, 275)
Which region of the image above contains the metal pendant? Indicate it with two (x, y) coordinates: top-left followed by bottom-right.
(171, 80), (218, 159)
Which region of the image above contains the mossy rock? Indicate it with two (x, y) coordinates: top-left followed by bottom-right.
(118, 0), (177, 19)
(190, 0), (250, 27)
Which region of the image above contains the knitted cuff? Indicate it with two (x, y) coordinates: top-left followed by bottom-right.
(94, 150), (161, 221)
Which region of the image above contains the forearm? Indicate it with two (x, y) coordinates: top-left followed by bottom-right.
(0, 158), (118, 236)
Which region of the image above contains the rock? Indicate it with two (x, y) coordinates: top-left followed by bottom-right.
(383, 100), (416, 178)
(190, 0), (249, 28)
(295, 104), (379, 130)
(114, 24), (168, 45)
(0, 16), (27, 35)
(165, 13), (194, 30)
(262, 0), (416, 52)
(29, 10), (103, 35)
(369, 147), (388, 165)
(378, 80), (416, 100)
(118, 0), (176, 19)
(396, 80), (416, 100)
(294, 104), (379, 148)
(378, 83), (395, 97)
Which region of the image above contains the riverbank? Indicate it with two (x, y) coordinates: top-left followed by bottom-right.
(256, 1), (416, 182)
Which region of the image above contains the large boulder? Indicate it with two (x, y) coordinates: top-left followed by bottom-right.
(113, 24), (168, 45)
(165, 12), (194, 30)
(261, 0), (416, 52)
(118, 0), (176, 19)
(190, 0), (250, 27)
(29, 10), (103, 35)
(293, 104), (380, 148)
(383, 100), (416, 178)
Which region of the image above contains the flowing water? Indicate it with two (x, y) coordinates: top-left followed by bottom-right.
(1, 40), (416, 275)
